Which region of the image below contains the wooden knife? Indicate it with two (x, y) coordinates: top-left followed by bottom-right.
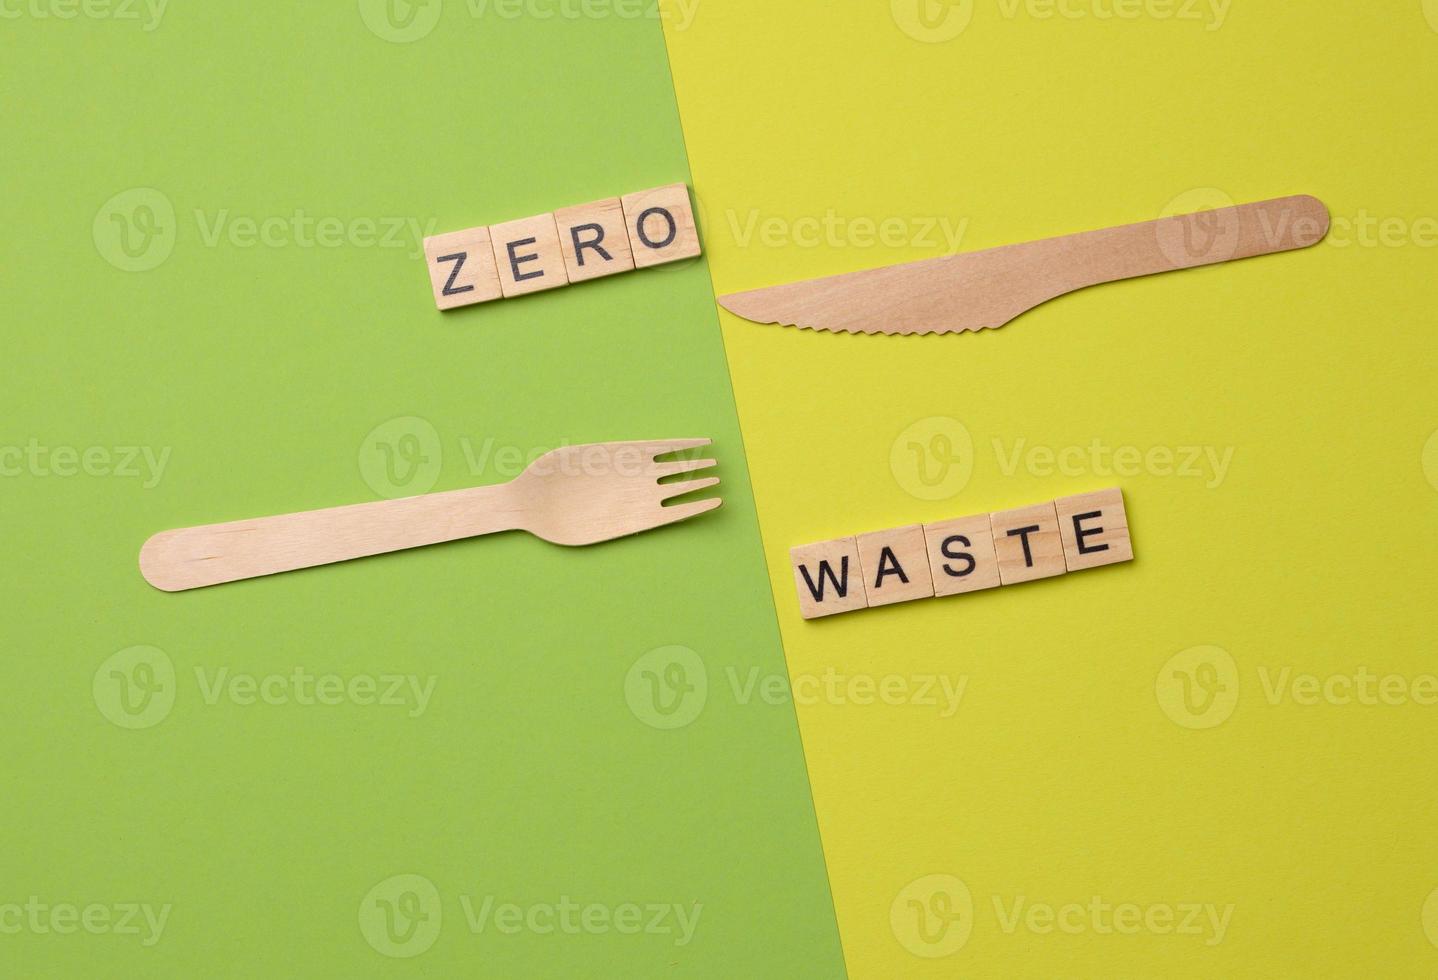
(717, 195), (1329, 335)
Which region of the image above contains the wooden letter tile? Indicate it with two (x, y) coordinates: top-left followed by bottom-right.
(856, 525), (934, 607)
(554, 197), (635, 283)
(1055, 487), (1134, 572)
(990, 500), (1067, 586)
(489, 213), (569, 298)
(791, 537), (868, 620)
(922, 514), (1001, 597)
(423, 227), (503, 310)
(621, 184), (702, 269)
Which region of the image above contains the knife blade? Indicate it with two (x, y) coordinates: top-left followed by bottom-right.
(716, 195), (1329, 335)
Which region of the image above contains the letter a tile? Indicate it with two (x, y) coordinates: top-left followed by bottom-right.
(855, 525), (935, 607)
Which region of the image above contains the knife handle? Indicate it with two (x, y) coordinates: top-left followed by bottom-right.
(1057, 195), (1330, 289)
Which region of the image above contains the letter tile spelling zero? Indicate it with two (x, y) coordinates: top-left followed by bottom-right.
(421, 184), (701, 310)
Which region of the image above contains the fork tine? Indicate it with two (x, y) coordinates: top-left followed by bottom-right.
(648, 496), (723, 530)
(660, 476), (720, 502)
(655, 458), (717, 478)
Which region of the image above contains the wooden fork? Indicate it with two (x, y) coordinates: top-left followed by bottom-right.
(138, 439), (721, 592)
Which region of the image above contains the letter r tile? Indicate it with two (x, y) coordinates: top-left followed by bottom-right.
(554, 198), (635, 283)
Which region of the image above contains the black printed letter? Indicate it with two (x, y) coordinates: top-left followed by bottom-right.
(635, 207), (678, 249)
(437, 252), (473, 295)
(570, 223), (613, 267)
(1007, 525), (1041, 567)
(799, 557), (850, 601)
(1071, 511), (1109, 555)
(939, 534), (976, 577)
(874, 547), (911, 588)
(506, 238), (544, 282)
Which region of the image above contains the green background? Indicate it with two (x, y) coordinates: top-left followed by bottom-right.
(0, 4), (844, 976)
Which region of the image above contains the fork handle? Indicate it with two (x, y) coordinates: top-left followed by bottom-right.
(139, 483), (519, 592)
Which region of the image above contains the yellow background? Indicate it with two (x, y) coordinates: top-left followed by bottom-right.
(663, 2), (1438, 976)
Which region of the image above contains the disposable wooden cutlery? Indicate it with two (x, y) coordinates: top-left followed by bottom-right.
(718, 195), (1330, 335)
(139, 440), (721, 592)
